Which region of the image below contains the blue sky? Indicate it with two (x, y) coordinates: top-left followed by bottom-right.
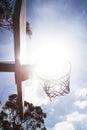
(0, 0), (87, 129)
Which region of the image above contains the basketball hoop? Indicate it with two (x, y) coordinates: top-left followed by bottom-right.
(36, 60), (71, 101)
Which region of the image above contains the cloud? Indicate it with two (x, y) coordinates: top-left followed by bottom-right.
(53, 121), (75, 130)
(50, 111), (87, 130)
(66, 111), (87, 123)
(79, 88), (87, 97)
(74, 100), (87, 109)
(74, 87), (87, 98)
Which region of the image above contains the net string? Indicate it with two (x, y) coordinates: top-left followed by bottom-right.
(36, 62), (71, 101)
(42, 74), (70, 100)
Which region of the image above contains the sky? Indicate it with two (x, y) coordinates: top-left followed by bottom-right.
(0, 0), (87, 129)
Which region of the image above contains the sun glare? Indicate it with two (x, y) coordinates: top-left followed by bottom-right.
(19, 28), (73, 80)
(35, 44), (70, 79)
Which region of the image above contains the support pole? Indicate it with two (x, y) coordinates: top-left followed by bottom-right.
(13, 0), (26, 119)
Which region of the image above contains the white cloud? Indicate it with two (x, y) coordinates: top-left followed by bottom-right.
(53, 121), (75, 130)
(74, 100), (87, 109)
(66, 111), (87, 123)
(51, 112), (87, 130)
(79, 88), (87, 97)
(75, 87), (87, 98)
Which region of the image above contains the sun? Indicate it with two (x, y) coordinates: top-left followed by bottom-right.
(19, 28), (73, 80)
(20, 40), (71, 81)
(35, 44), (71, 80)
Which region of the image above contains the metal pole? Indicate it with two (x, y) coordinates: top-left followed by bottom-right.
(13, 0), (26, 119)
(0, 0), (30, 120)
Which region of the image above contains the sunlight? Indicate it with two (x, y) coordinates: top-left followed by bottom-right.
(27, 25), (79, 81)
(19, 27), (73, 80)
(35, 44), (70, 79)
(18, 20), (78, 84)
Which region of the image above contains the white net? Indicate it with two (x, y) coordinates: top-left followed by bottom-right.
(39, 73), (70, 100)
(36, 61), (71, 100)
